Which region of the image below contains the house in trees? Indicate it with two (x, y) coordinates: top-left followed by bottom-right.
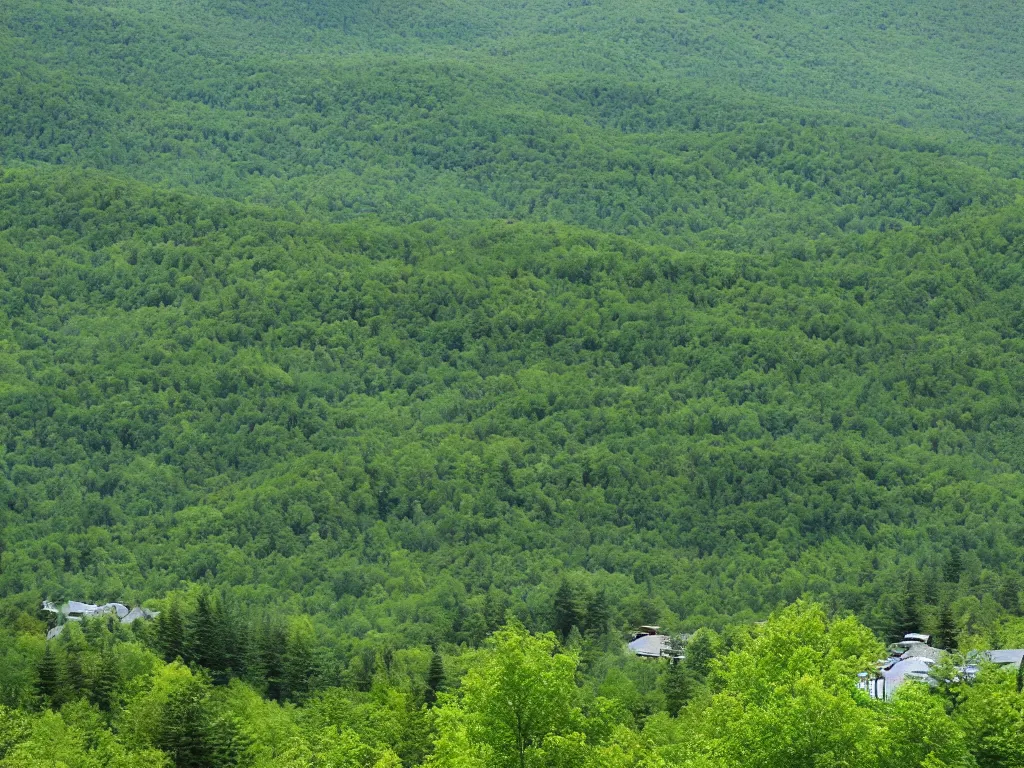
(627, 626), (689, 660)
(858, 632), (1024, 700)
(43, 600), (159, 639)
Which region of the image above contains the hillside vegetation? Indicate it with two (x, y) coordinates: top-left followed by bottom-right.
(2, 0), (1024, 766)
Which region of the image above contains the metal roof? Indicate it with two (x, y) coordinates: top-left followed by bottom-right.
(986, 649), (1024, 666)
(98, 603), (130, 618)
(628, 634), (677, 658)
(64, 601), (100, 615)
(882, 657), (937, 699)
(900, 643), (944, 662)
(122, 607), (159, 623)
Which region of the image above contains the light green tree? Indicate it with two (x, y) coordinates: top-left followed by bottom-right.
(429, 621), (582, 768)
(880, 683), (975, 768)
(692, 601), (885, 768)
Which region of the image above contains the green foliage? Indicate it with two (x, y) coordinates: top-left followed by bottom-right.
(33, 645), (61, 711)
(433, 621), (581, 768)
(2, 0), (1024, 763)
(426, 651), (446, 707)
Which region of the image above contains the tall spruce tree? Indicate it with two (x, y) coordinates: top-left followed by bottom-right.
(259, 618), (287, 702)
(425, 650), (446, 707)
(553, 581), (581, 640)
(156, 675), (214, 768)
(187, 592), (228, 682)
(943, 550), (963, 584)
(34, 644), (62, 710)
(999, 574), (1021, 614)
(63, 646), (84, 702)
(936, 603), (957, 651)
(662, 660), (692, 717)
(283, 620), (316, 703)
(158, 600), (186, 663)
(893, 574), (923, 641)
(89, 650), (119, 712)
(585, 589), (610, 638)
(483, 589), (507, 633)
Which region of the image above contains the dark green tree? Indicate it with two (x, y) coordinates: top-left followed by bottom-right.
(158, 600), (186, 663)
(553, 580), (581, 640)
(259, 618), (287, 702)
(585, 588), (611, 638)
(156, 676), (214, 768)
(893, 574), (923, 641)
(999, 574), (1021, 615)
(662, 660), (693, 717)
(34, 644), (62, 710)
(283, 621), (316, 703)
(187, 592), (228, 682)
(425, 649), (446, 707)
(89, 650), (120, 712)
(936, 603), (957, 651)
(943, 550), (963, 584)
(63, 646), (85, 702)
(482, 589), (507, 633)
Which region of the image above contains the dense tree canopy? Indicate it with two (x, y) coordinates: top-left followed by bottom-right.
(3, 0), (1024, 764)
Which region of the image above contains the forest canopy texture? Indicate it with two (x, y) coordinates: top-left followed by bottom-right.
(2, 0), (1024, 766)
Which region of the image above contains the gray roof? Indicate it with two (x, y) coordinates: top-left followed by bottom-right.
(122, 606), (159, 624)
(628, 634), (681, 658)
(98, 603), (130, 619)
(64, 601), (100, 615)
(900, 643), (944, 662)
(882, 656), (937, 699)
(43, 599), (159, 639)
(986, 649), (1024, 667)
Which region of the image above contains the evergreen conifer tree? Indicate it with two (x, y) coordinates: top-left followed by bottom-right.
(63, 646), (84, 702)
(585, 589), (611, 638)
(259, 618), (287, 702)
(893, 574), (922, 641)
(90, 650), (119, 712)
(283, 621), (316, 703)
(943, 550), (963, 584)
(187, 591), (228, 682)
(158, 600), (186, 663)
(34, 644), (62, 710)
(937, 603), (957, 651)
(483, 589), (507, 633)
(662, 660), (692, 717)
(425, 650), (446, 707)
(999, 574), (1021, 614)
(553, 581), (580, 640)
(156, 676), (213, 768)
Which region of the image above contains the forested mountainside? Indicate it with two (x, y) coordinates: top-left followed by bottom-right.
(2, 164), (1024, 644)
(3, 0), (1024, 766)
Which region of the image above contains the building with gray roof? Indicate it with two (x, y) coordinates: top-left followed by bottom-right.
(42, 600), (159, 639)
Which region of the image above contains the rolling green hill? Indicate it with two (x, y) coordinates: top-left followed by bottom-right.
(2, 164), (1023, 647)
(4, 1), (1024, 763)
